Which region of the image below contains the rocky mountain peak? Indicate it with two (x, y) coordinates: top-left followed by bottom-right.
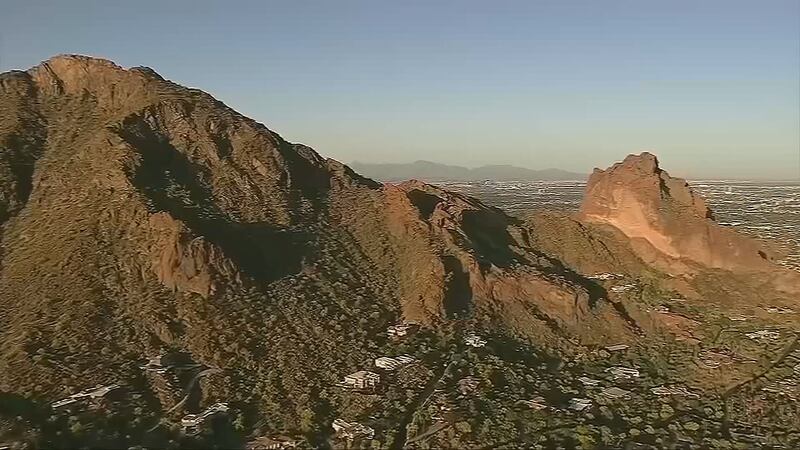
(580, 152), (772, 273)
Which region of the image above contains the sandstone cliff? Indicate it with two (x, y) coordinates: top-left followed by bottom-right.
(579, 152), (775, 274)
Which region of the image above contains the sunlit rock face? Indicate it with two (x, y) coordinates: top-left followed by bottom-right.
(579, 152), (775, 273)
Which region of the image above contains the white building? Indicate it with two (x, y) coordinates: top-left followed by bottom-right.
(464, 333), (487, 348)
(599, 387), (631, 400)
(87, 384), (120, 398)
(587, 273), (622, 281)
(375, 357), (401, 370)
(610, 284), (636, 293)
(374, 355), (416, 370)
(517, 396), (548, 411)
(568, 398), (592, 411)
(395, 355), (416, 365)
(141, 354), (172, 373)
(606, 366), (640, 379)
(332, 419), (374, 440)
(51, 397), (79, 409)
(246, 436), (299, 450)
(181, 402), (230, 433)
(387, 323), (416, 338)
(343, 371), (380, 390)
(578, 376), (601, 387)
(746, 330), (781, 342)
(604, 344), (629, 352)
(651, 385), (699, 399)
(51, 384), (120, 410)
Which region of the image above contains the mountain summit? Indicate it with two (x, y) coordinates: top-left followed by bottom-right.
(579, 152), (776, 273)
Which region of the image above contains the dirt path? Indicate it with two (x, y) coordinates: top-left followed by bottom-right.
(720, 333), (799, 433)
(146, 367), (221, 432)
(405, 422), (451, 446)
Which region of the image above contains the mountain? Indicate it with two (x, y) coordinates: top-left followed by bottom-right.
(580, 152), (778, 274)
(526, 152), (800, 307)
(0, 55), (629, 448)
(1, 56), (798, 449)
(350, 160), (582, 181)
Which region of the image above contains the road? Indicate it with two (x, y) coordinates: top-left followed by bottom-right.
(720, 332), (799, 434)
(404, 422), (451, 446)
(146, 367), (221, 432)
(391, 356), (458, 450)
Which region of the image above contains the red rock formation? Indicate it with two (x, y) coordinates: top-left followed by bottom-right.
(580, 152), (775, 273)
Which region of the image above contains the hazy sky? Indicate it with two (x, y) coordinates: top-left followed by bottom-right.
(2, 0), (799, 179)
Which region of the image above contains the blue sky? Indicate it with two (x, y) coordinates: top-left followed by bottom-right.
(2, 0), (798, 179)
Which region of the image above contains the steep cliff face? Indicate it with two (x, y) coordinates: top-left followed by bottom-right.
(579, 152), (775, 273)
(382, 181), (627, 341)
(0, 55), (631, 415)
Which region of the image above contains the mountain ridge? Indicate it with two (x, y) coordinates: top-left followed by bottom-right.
(350, 160), (583, 181)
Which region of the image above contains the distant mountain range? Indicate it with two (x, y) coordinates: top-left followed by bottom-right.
(350, 160), (584, 182)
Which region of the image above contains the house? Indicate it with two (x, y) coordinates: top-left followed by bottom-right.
(51, 397), (80, 409)
(141, 354), (173, 373)
(464, 333), (487, 348)
(181, 414), (201, 428)
(599, 387), (631, 400)
(517, 396), (547, 410)
(374, 355), (416, 370)
(457, 377), (480, 395)
(395, 355), (416, 365)
(651, 385), (699, 399)
(578, 376), (601, 387)
(332, 419), (374, 440)
(604, 344), (629, 352)
(587, 273), (621, 281)
(343, 371), (380, 390)
(246, 436), (299, 449)
(568, 398), (592, 411)
(87, 384), (120, 398)
(387, 324), (410, 338)
(51, 384), (121, 410)
(181, 402), (230, 434)
(605, 366), (639, 379)
(610, 284), (635, 293)
(387, 322), (418, 339)
(746, 330), (781, 342)
(375, 357), (401, 370)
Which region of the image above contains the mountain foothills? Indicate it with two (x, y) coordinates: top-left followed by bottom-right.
(350, 160), (582, 182)
(0, 56), (797, 449)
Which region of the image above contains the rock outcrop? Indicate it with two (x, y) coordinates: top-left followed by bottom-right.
(579, 152), (775, 274)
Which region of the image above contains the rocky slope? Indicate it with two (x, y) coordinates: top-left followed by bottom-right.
(0, 55), (636, 446)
